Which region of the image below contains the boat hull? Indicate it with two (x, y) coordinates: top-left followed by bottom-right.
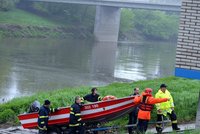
(18, 96), (137, 129)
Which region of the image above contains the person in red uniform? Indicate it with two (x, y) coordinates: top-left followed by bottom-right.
(134, 88), (170, 134)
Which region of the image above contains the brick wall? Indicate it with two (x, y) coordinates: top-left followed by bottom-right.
(175, 0), (200, 79)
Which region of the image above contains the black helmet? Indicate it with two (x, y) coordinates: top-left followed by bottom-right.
(160, 84), (167, 88)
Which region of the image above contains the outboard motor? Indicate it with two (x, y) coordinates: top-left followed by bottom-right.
(28, 100), (40, 113)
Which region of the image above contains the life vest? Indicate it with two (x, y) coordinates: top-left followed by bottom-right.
(139, 96), (154, 111)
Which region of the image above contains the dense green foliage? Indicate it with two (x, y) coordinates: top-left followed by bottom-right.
(0, 77), (199, 127)
(132, 10), (179, 40)
(120, 9), (135, 33)
(119, 9), (179, 40)
(32, 2), (95, 31)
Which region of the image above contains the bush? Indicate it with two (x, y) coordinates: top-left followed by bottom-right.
(0, 109), (15, 123)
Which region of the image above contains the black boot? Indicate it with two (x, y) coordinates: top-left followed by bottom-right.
(172, 123), (180, 131)
(156, 127), (162, 134)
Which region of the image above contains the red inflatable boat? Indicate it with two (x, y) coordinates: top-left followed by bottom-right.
(18, 96), (137, 129)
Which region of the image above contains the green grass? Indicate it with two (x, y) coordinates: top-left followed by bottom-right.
(0, 9), (59, 27)
(184, 129), (200, 134)
(0, 76), (199, 127)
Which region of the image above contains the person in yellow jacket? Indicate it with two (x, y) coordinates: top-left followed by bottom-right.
(155, 84), (180, 133)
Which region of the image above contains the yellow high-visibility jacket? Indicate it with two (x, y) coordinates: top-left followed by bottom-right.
(155, 89), (174, 114)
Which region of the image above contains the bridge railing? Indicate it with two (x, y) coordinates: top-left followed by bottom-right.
(98, 0), (181, 5)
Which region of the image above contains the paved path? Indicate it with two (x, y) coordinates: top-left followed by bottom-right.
(147, 123), (195, 133)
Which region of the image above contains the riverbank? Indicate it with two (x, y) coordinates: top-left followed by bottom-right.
(0, 9), (92, 39)
(0, 76), (199, 127)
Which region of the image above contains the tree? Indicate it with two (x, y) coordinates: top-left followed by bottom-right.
(120, 9), (135, 33)
(132, 9), (179, 40)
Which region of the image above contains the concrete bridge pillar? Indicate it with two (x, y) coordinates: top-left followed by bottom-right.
(175, 0), (200, 79)
(94, 5), (121, 42)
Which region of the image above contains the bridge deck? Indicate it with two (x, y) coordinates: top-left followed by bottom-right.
(31, 0), (181, 11)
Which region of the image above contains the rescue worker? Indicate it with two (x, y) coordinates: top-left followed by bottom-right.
(134, 88), (170, 134)
(83, 88), (102, 134)
(37, 100), (58, 134)
(69, 96), (85, 134)
(128, 87), (140, 134)
(155, 84), (180, 133)
(83, 88), (102, 102)
(28, 100), (40, 113)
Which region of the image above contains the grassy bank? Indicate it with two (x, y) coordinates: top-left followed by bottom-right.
(0, 9), (58, 27)
(0, 9), (92, 38)
(0, 76), (199, 127)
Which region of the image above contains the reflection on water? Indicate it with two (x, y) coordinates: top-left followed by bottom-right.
(91, 42), (117, 82)
(0, 39), (176, 102)
(7, 71), (19, 100)
(115, 42), (176, 80)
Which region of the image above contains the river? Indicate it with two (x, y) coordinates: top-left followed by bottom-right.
(0, 38), (176, 102)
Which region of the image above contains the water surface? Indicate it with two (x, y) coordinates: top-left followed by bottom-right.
(0, 38), (176, 102)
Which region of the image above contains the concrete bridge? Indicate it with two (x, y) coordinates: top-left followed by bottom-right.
(31, 0), (181, 42)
